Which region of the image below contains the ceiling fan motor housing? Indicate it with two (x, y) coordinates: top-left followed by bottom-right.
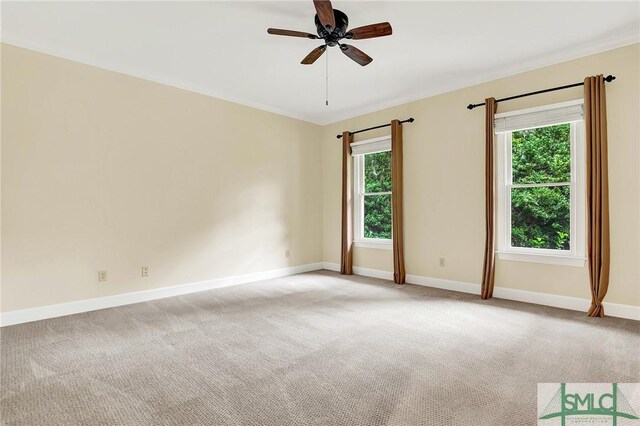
(266, 1), (391, 67)
(315, 9), (349, 46)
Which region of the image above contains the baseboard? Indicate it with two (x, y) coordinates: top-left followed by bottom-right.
(355, 266), (393, 280)
(322, 262), (340, 272)
(3, 262), (637, 326)
(321, 262), (639, 321)
(321, 262), (393, 280)
(0, 262), (324, 327)
(405, 274), (481, 295)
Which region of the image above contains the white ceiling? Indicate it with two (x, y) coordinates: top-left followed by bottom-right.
(2, 1), (639, 125)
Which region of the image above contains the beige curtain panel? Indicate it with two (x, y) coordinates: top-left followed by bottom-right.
(584, 75), (610, 317)
(391, 120), (406, 284)
(340, 131), (354, 275)
(481, 98), (498, 300)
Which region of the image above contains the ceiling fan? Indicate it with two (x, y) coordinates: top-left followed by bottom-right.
(267, 0), (392, 67)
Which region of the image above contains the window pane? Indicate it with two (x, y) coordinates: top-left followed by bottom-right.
(364, 151), (392, 193)
(511, 185), (570, 250)
(364, 194), (392, 239)
(512, 124), (571, 184)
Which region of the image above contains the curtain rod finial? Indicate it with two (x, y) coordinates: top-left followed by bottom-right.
(467, 104), (475, 110)
(407, 118), (414, 123)
(604, 75), (616, 83)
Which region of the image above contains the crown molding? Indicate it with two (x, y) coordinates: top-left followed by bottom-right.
(0, 36), (320, 126)
(2, 30), (638, 126)
(318, 31), (640, 125)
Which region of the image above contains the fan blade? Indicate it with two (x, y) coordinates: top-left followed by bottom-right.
(313, 0), (335, 30)
(267, 28), (318, 39)
(348, 22), (392, 40)
(340, 44), (372, 66)
(301, 45), (327, 65)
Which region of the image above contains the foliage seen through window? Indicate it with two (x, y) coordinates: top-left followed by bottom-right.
(363, 151), (392, 239)
(510, 124), (571, 250)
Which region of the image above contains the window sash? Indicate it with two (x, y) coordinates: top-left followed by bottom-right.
(509, 182), (570, 189)
(353, 149), (392, 243)
(505, 127), (575, 253)
(363, 191), (392, 196)
(496, 114), (585, 261)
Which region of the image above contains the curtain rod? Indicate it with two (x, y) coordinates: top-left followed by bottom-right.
(466, 75), (616, 110)
(336, 118), (415, 139)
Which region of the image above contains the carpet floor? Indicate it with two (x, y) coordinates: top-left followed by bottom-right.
(1, 271), (638, 425)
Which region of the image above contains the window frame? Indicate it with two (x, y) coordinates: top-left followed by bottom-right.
(495, 99), (586, 267)
(352, 136), (393, 250)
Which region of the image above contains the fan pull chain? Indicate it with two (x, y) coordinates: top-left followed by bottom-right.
(325, 47), (329, 106)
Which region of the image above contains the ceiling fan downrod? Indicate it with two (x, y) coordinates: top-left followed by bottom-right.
(326, 47), (329, 106)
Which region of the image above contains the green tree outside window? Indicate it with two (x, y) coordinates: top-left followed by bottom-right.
(363, 151), (392, 239)
(510, 124), (571, 250)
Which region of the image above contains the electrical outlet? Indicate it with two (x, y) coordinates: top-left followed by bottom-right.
(439, 257), (445, 267)
(285, 250), (290, 258)
(141, 266), (149, 277)
(98, 270), (107, 282)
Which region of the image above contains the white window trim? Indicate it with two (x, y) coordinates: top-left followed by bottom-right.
(495, 99), (586, 267)
(353, 136), (392, 250)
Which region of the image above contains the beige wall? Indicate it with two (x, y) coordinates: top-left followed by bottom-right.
(1, 44), (323, 312)
(2, 42), (638, 314)
(322, 43), (640, 307)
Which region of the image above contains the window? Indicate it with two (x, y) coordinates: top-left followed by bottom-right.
(352, 136), (392, 249)
(495, 100), (586, 266)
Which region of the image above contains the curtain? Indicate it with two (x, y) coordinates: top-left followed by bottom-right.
(391, 120), (406, 284)
(340, 131), (353, 275)
(481, 98), (498, 300)
(584, 75), (610, 317)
